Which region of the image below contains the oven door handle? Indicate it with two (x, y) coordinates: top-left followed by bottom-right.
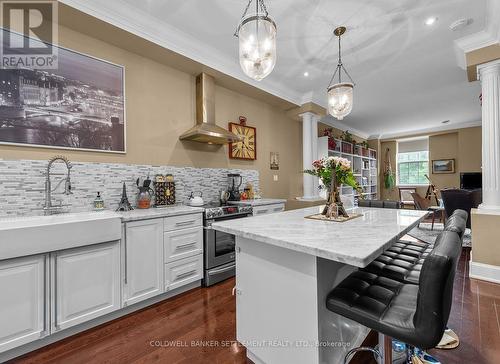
(208, 263), (235, 276)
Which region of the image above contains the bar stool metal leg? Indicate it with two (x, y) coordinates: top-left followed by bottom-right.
(343, 346), (381, 364)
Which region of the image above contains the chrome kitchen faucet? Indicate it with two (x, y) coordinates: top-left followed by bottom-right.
(44, 155), (73, 215)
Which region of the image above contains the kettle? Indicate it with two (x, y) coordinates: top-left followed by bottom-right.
(188, 191), (204, 207)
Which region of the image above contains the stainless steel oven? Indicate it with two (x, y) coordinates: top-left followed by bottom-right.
(203, 207), (252, 286)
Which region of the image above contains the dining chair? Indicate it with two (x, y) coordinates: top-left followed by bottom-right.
(441, 188), (482, 229)
(411, 192), (443, 230)
(399, 187), (417, 209)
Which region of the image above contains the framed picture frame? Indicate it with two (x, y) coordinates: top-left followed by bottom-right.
(0, 29), (126, 153)
(432, 159), (455, 174)
(270, 152), (279, 170)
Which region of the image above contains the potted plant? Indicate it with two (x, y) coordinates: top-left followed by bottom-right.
(340, 130), (354, 154)
(304, 157), (362, 218)
(358, 140), (369, 157)
(323, 128), (337, 150)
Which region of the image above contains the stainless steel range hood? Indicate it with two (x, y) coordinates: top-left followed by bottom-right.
(179, 73), (240, 145)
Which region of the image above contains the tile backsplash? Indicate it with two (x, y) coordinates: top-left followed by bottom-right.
(0, 159), (259, 217)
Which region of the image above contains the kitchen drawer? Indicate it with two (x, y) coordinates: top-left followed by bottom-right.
(164, 213), (202, 232)
(269, 203), (285, 213)
(252, 203), (285, 216)
(164, 255), (203, 291)
(164, 227), (203, 263)
(252, 205), (270, 216)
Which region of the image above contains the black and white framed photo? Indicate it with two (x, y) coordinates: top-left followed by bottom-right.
(0, 29), (126, 153)
(432, 159), (455, 174)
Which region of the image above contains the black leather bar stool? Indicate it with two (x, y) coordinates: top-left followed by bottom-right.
(326, 226), (462, 363)
(364, 210), (466, 285)
(365, 231), (460, 285)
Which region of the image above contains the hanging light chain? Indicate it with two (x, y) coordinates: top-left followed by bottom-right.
(327, 27), (355, 89)
(234, 0), (270, 37)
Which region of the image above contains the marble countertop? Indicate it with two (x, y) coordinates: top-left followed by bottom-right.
(118, 205), (204, 222)
(212, 206), (427, 268)
(229, 198), (287, 207)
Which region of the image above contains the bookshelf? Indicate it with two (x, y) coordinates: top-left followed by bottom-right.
(317, 136), (378, 206)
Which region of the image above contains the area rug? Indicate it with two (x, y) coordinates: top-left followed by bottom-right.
(408, 223), (472, 248)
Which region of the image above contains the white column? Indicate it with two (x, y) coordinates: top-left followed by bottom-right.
(300, 112), (321, 200)
(311, 114), (320, 195)
(478, 60), (500, 210)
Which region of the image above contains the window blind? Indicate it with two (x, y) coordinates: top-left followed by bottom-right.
(398, 137), (429, 153)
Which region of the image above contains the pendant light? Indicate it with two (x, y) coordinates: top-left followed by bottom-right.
(327, 26), (355, 120)
(235, 0), (277, 81)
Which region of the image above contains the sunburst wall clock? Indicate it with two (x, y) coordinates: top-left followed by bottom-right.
(228, 116), (256, 160)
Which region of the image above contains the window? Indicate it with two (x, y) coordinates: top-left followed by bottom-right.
(397, 137), (429, 185)
(397, 151), (429, 185)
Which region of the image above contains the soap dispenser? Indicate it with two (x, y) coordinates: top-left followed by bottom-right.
(93, 192), (105, 210)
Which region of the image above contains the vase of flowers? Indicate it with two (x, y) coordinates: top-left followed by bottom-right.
(304, 157), (361, 219)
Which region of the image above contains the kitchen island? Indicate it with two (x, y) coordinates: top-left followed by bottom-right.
(212, 205), (427, 364)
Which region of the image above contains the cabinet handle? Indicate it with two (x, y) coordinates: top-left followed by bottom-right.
(177, 241), (197, 249)
(232, 286), (236, 296)
(54, 256), (58, 329)
(175, 270), (196, 280)
(43, 255), (47, 334)
(256, 210), (267, 214)
(175, 220), (196, 227)
(124, 228), (128, 284)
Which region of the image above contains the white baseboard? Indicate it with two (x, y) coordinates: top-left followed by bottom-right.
(469, 261), (500, 284)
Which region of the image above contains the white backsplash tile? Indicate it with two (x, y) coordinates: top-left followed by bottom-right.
(0, 159), (259, 217)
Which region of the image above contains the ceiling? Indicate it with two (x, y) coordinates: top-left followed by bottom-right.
(61, 0), (489, 138)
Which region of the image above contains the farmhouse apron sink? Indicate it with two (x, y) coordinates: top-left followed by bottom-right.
(0, 211), (122, 260)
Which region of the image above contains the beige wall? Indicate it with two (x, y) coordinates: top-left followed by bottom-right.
(471, 210), (500, 267)
(379, 127), (482, 200)
(0, 23), (303, 200)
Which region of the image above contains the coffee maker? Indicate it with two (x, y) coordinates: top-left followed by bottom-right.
(227, 173), (242, 201)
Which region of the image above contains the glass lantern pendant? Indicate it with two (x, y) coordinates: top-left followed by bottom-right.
(235, 0), (277, 81)
(327, 26), (355, 120)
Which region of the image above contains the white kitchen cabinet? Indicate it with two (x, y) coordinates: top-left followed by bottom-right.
(164, 226), (203, 263)
(164, 255), (203, 292)
(252, 203), (285, 216)
(164, 213), (202, 232)
(123, 219), (163, 306)
(0, 255), (48, 353)
(51, 241), (120, 332)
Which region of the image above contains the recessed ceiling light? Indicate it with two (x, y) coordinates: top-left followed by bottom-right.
(303, 71), (309, 77)
(425, 17), (438, 26)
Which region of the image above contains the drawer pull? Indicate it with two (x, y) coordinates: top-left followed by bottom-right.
(175, 220), (196, 227)
(177, 241), (197, 249)
(256, 210), (267, 214)
(175, 270), (197, 280)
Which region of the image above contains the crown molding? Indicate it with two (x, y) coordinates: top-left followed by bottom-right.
(319, 117), (371, 141)
(454, 31), (498, 69)
(454, 0), (500, 69)
(59, 0), (303, 106)
(377, 119), (482, 140)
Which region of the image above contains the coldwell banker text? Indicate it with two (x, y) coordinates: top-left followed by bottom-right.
(0, 0), (58, 70)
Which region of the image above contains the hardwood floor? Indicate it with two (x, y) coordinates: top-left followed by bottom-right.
(12, 248), (500, 364)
